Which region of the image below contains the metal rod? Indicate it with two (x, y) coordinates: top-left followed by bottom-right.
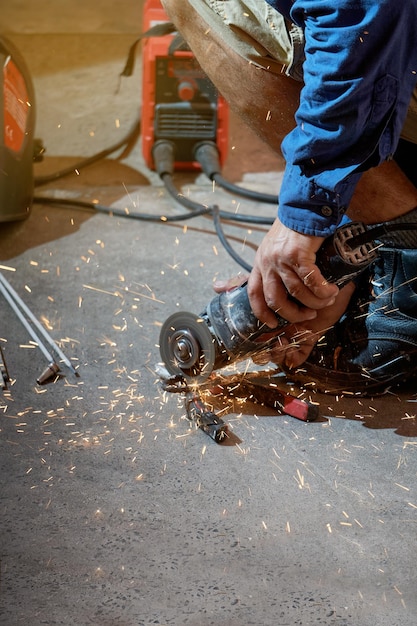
(0, 279), (55, 364)
(0, 273), (78, 376)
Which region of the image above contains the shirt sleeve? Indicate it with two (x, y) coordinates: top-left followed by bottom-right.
(278, 0), (417, 237)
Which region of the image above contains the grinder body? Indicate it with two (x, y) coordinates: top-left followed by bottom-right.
(159, 221), (379, 383)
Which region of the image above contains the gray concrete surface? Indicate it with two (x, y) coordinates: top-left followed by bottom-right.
(1, 2), (417, 625)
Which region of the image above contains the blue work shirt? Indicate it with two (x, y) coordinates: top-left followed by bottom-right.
(267, 0), (417, 236)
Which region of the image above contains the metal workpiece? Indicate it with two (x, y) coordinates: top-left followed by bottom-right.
(185, 392), (229, 443)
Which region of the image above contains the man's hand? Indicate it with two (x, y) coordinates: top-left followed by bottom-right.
(213, 274), (355, 369)
(268, 281), (356, 367)
(247, 217), (339, 328)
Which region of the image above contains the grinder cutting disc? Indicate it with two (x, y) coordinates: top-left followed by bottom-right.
(159, 311), (216, 383)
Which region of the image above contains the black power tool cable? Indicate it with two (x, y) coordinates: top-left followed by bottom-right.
(211, 205), (253, 272)
(33, 195), (211, 222)
(34, 119), (142, 187)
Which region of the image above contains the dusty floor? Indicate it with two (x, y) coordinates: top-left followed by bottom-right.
(1, 2), (417, 625)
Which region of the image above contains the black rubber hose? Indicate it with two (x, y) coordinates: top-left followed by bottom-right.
(33, 195), (210, 221)
(34, 118), (141, 187)
(211, 205), (253, 273)
(195, 141), (278, 205)
(154, 141), (274, 225)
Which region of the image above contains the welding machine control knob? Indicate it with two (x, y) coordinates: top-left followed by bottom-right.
(178, 80), (195, 101)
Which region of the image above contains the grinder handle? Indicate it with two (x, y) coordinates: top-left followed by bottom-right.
(315, 221), (378, 287)
(210, 221), (378, 346)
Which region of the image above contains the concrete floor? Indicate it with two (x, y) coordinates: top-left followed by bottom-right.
(1, 2), (417, 625)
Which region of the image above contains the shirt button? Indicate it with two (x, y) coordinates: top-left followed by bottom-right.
(321, 205), (333, 217)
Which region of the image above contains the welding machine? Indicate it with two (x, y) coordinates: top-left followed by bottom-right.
(141, 0), (228, 171)
(0, 36), (35, 221)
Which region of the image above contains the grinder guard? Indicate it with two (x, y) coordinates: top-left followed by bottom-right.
(160, 287), (291, 383)
(159, 311), (221, 383)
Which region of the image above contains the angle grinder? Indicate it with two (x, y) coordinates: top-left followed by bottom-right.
(159, 220), (383, 383)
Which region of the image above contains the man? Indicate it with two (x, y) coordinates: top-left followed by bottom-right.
(161, 0), (417, 394)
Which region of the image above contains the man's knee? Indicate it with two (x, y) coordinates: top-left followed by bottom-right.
(160, 0), (171, 12)
(160, 0), (213, 50)
(161, 0), (187, 21)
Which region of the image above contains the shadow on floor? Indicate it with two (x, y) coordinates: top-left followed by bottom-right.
(0, 157), (149, 261)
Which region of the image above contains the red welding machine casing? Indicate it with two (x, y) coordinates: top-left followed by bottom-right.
(0, 36), (34, 221)
(142, 0), (228, 171)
